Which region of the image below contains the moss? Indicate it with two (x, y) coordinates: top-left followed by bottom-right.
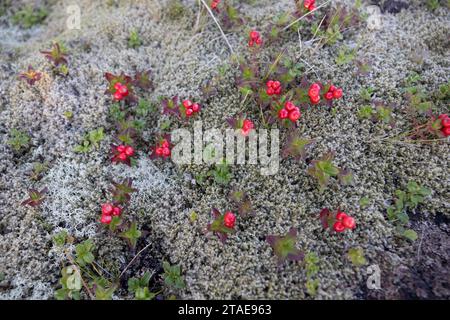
(11, 6), (48, 29)
(166, 0), (185, 20)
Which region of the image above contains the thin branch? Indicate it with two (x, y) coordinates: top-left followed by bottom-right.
(199, 0), (235, 55)
(65, 252), (95, 300)
(282, 0), (331, 32)
(119, 242), (153, 279)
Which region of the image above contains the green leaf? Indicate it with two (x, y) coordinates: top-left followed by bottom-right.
(359, 197), (370, 208)
(121, 222), (141, 248)
(163, 261), (186, 290)
(306, 278), (319, 296)
(75, 239), (95, 266)
(95, 284), (116, 300)
(403, 229), (418, 241)
(66, 273), (82, 291)
(318, 161), (339, 176)
(54, 288), (68, 300)
(52, 230), (68, 247)
(347, 248), (367, 267)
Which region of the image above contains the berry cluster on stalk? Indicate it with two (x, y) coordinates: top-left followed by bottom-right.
(248, 30), (262, 47)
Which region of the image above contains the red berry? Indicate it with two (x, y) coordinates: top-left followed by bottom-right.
(438, 114), (448, 120)
(223, 211), (236, 228)
(117, 145), (126, 153)
(310, 95), (320, 104)
(329, 85), (337, 92)
(100, 214), (112, 225)
(333, 88), (343, 99)
(335, 211), (347, 221)
(118, 85), (128, 95)
(250, 30), (259, 40)
(114, 92), (123, 100)
(256, 38), (262, 45)
(155, 147), (163, 156)
(161, 140), (170, 148)
(441, 117), (450, 128)
(242, 119), (254, 135)
(125, 146), (134, 156)
(333, 221), (345, 232)
(112, 206), (121, 216)
(308, 4), (316, 10)
(266, 87), (274, 95)
(442, 126), (450, 137)
(310, 83), (320, 90)
(267, 80), (274, 87)
(185, 108), (194, 117)
(242, 119), (254, 131)
(182, 100), (192, 108)
(102, 203), (113, 215)
(342, 216), (356, 229)
(288, 108), (301, 122)
(162, 147), (171, 157)
(308, 85), (320, 98)
(304, 0), (313, 9)
(211, 0), (220, 9)
(118, 152), (127, 161)
(285, 101), (296, 112)
(278, 108), (289, 119)
(192, 103), (200, 112)
(325, 92), (334, 100)
(114, 82), (123, 90)
(273, 81), (281, 89)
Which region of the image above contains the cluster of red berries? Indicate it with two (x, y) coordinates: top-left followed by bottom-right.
(266, 80), (282, 96)
(182, 99), (201, 118)
(100, 203), (122, 225)
(308, 83), (321, 104)
(438, 114), (450, 137)
(112, 145), (135, 164)
(304, 0), (316, 11)
(278, 101), (301, 122)
(241, 119), (254, 136)
(333, 211), (356, 233)
(113, 82), (129, 101)
(211, 0), (220, 10)
(308, 83), (343, 105)
(223, 211), (236, 229)
(154, 139), (171, 158)
(324, 85), (343, 101)
(248, 30), (262, 47)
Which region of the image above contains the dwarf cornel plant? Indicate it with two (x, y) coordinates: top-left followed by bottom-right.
(120, 222), (142, 248)
(54, 265), (82, 300)
(207, 208), (236, 244)
(12, 5), (48, 28)
(21, 187), (47, 207)
(266, 228), (304, 265)
(74, 128), (105, 153)
(304, 252), (320, 296)
(7, 128), (30, 152)
(162, 261), (186, 290)
(347, 247), (367, 267)
(307, 152), (352, 190)
(128, 29), (142, 48)
(109, 178), (137, 205)
(75, 239), (95, 267)
(387, 181), (431, 241)
(128, 272), (159, 300)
